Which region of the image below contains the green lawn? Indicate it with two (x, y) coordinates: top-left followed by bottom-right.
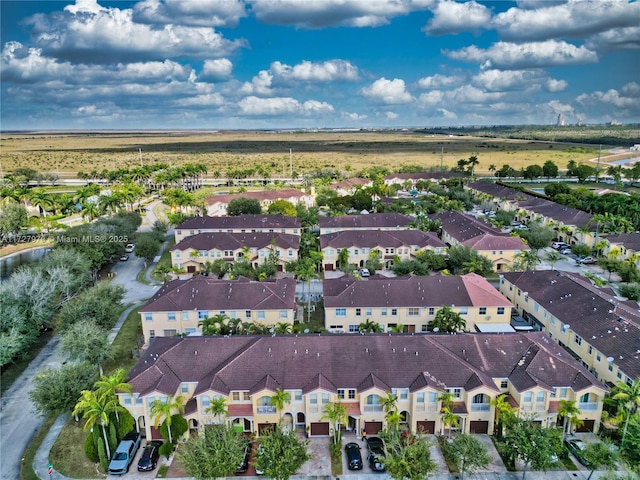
(20, 416), (56, 480)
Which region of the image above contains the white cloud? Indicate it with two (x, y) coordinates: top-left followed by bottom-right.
(241, 70), (274, 95)
(174, 93), (224, 107)
(271, 60), (359, 83)
(577, 85), (638, 110)
(343, 112), (368, 121)
(385, 112), (399, 120)
(133, 0), (247, 27)
(423, 1), (492, 36)
(361, 78), (414, 104)
(26, 4), (246, 64)
(249, 0), (432, 28)
(472, 69), (565, 92)
(493, 0), (640, 42)
(585, 26), (640, 52)
(545, 78), (568, 92)
(417, 73), (465, 89)
(436, 108), (457, 119)
(417, 90), (444, 107)
(445, 40), (598, 69)
(237, 96), (334, 116)
(201, 58), (233, 82)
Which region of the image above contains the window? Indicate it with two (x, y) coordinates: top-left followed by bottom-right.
(473, 393), (487, 404)
(279, 310), (288, 319)
(288, 249), (293, 257)
(232, 392), (240, 401)
(310, 394), (318, 405)
(497, 307), (505, 315)
(243, 392), (251, 401)
(175, 252), (181, 259)
(500, 380), (508, 389)
(144, 313), (153, 321)
(245, 310), (252, 319)
(381, 308), (387, 316)
(574, 334), (583, 346)
(338, 389), (345, 400)
(322, 393), (330, 404)
(408, 307), (420, 317)
(355, 308), (362, 317)
(479, 307), (487, 315)
(524, 392), (532, 403)
(182, 311), (189, 321)
(428, 307), (435, 316)
(448, 388), (462, 399)
(459, 307), (468, 315)
(257, 311), (265, 320)
(391, 308), (398, 316)
(198, 311), (209, 320)
(348, 389), (356, 400)
(149, 330), (155, 339)
(224, 250), (233, 257)
(185, 328), (196, 335)
(348, 324), (359, 333)
(294, 391), (303, 402)
(168, 312), (176, 321)
(596, 353), (601, 362)
(163, 329), (177, 337)
(588, 345), (593, 355)
(180, 383), (189, 393)
(417, 392), (425, 403)
(366, 307), (372, 316)
(421, 325), (428, 332)
(135, 394), (142, 405)
(336, 308), (346, 317)
(201, 396), (210, 407)
(123, 395), (132, 405)
(428, 392), (437, 403)
(536, 392), (545, 403)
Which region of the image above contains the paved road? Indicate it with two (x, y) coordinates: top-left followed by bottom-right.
(0, 202), (167, 480)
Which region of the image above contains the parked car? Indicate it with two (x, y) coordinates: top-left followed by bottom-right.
(125, 243), (135, 253)
(359, 268), (371, 277)
(577, 256), (596, 265)
(560, 248), (573, 255)
(119, 254), (129, 261)
(235, 442), (251, 474)
(552, 242), (570, 250)
(345, 442), (363, 470)
(366, 436), (386, 472)
(108, 430), (142, 475)
(137, 440), (163, 472)
(565, 437), (590, 467)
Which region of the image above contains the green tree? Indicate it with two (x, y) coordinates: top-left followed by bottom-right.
(545, 250), (560, 270)
(542, 160), (559, 179)
(134, 232), (162, 265)
(73, 388), (126, 459)
(575, 163), (596, 183)
(431, 306), (467, 333)
(383, 430), (436, 480)
(177, 424), (248, 479)
(60, 321), (111, 375)
(557, 400), (581, 441)
(268, 199), (297, 216)
(581, 441), (619, 480)
(253, 426), (311, 480)
(93, 368), (132, 423)
(491, 394), (516, 440)
(0, 202), (28, 236)
(445, 434), (491, 479)
(151, 394), (186, 444)
(612, 378), (640, 447)
(30, 362), (98, 417)
(337, 247), (350, 272)
(523, 165), (543, 179)
(322, 400), (348, 444)
(358, 319), (383, 333)
(503, 419), (557, 480)
(270, 388), (291, 423)
(227, 197), (262, 215)
(513, 250), (540, 272)
(205, 396), (228, 424)
(519, 223), (555, 251)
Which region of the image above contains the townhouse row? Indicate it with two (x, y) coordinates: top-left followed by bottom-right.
(122, 333), (606, 440)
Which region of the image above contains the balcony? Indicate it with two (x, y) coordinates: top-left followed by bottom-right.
(363, 405), (384, 413)
(256, 406), (277, 414)
(415, 404), (438, 413)
(521, 403), (546, 412)
(578, 402), (598, 411)
(471, 403), (491, 412)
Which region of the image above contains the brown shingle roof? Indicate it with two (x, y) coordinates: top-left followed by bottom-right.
(320, 229), (445, 250)
(319, 213), (413, 230)
(462, 235), (530, 252)
(177, 214), (301, 231)
(502, 270), (640, 379)
(205, 189), (309, 206)
(604, 233), (640, 251)
(139, 276), (297, 313)
(171, 232), (300, 252)
(128, 333), (604, 399)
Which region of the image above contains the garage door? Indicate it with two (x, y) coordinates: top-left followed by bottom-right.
(576, 420), (595, 432)
(364, 422), (383, 435)
(469, 421), (489, 434)
(324, 264), (334, 271)
(310, 422), (330, 436)
(258, 423), (275, 435)
(416, 421), (435, 434)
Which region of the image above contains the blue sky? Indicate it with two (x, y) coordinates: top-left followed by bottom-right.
(1, 0), (639, 130)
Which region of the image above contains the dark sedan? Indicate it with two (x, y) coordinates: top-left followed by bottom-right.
(137, 440), (163, 472)
(345, 442), (363, 470)
(366, 436), (386, 472)
(565, 437), (590, 467)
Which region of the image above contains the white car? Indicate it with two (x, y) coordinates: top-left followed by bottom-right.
(359, 268), (371, 277)
(125, 243), (135, 253)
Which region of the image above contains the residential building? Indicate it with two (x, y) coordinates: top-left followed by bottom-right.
(383, 172), (465, 187)
(121, 332), (606, 440)
(329, 178), (372, 196)
(170, 232), (300, 273)
(205, 189), (314, 216)
(323, 273), (514, 333)
(499, 270), (640, 389)
(138, 276), (297, 343)
(175, 215), (302, 243)
(431, 211), (529, 271)
(601, 233), (640, 267)
(320, 230), (446, 271)
(319, 213), (413, 235)
(466, 181), (595, 247)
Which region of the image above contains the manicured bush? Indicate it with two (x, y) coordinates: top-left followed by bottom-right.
(159, 441), (175, 460)
(84, 432), (99, 463)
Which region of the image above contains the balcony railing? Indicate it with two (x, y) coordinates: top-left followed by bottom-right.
(363, 405), (384, 413)
(521, 403), (546, 412)
(308, 405), (319, 413)
(471, 403), (491, 412)
(578, 402), (598, 411)
(257, 406), (277, 414)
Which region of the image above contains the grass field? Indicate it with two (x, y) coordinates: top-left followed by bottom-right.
(2, 130), (627, 177)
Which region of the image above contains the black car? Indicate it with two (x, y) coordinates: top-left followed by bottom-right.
(366, 436), (386, 472)
(345, 442), (363, 470)
(235, 442), (251, 474)
(137, 440), (163, 472)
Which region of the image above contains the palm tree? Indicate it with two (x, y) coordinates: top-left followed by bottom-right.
(467, 154), (480, 177)
(438, 391), (458, 437)
(557, 400), (581, 441)
(205, 396), (228, 425)
(322, 400), (348, 444)
(94, 368), (132, 418)
(150, 394), (185, 444)
(490, 394), (515, 440)
(274, 322), (292, 334)
(545, 250), (560, 271)
(381, 391), (398, 414)
(612, 378), (640, 446)
(296, 258), (318, 323)
(358, 319), (383, 333)
(270, 387), (291, 423)
(73, 389), (126, 459)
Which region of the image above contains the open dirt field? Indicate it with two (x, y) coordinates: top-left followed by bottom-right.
(0, 130), (622, 177)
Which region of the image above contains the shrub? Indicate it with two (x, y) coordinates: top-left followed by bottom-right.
(159, 441), (175, 459)
(618, 283), (640, 301)
(97, 436), (108, 472)
(84, 432), (99, 463)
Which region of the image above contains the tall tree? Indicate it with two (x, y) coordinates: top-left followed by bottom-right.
(227, 197), (261, 215)
(73, 388), (126, 459)
(612, 378), (640, 447)
(445, 434), (491, 479)
(252, 425), (311, 480)
(270, 388), (291, 423)
(60, 321), (111, 375)
(581, 441), (619, 480)
(322, 400), (348, 444)
(383, 430), (436, 480)
(93, 368), (132, 421)
(557, 400), (581, 441)
(430, 306), (467, 333)
(151, 394), (185, 444)
(205, 396), (228, 425)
